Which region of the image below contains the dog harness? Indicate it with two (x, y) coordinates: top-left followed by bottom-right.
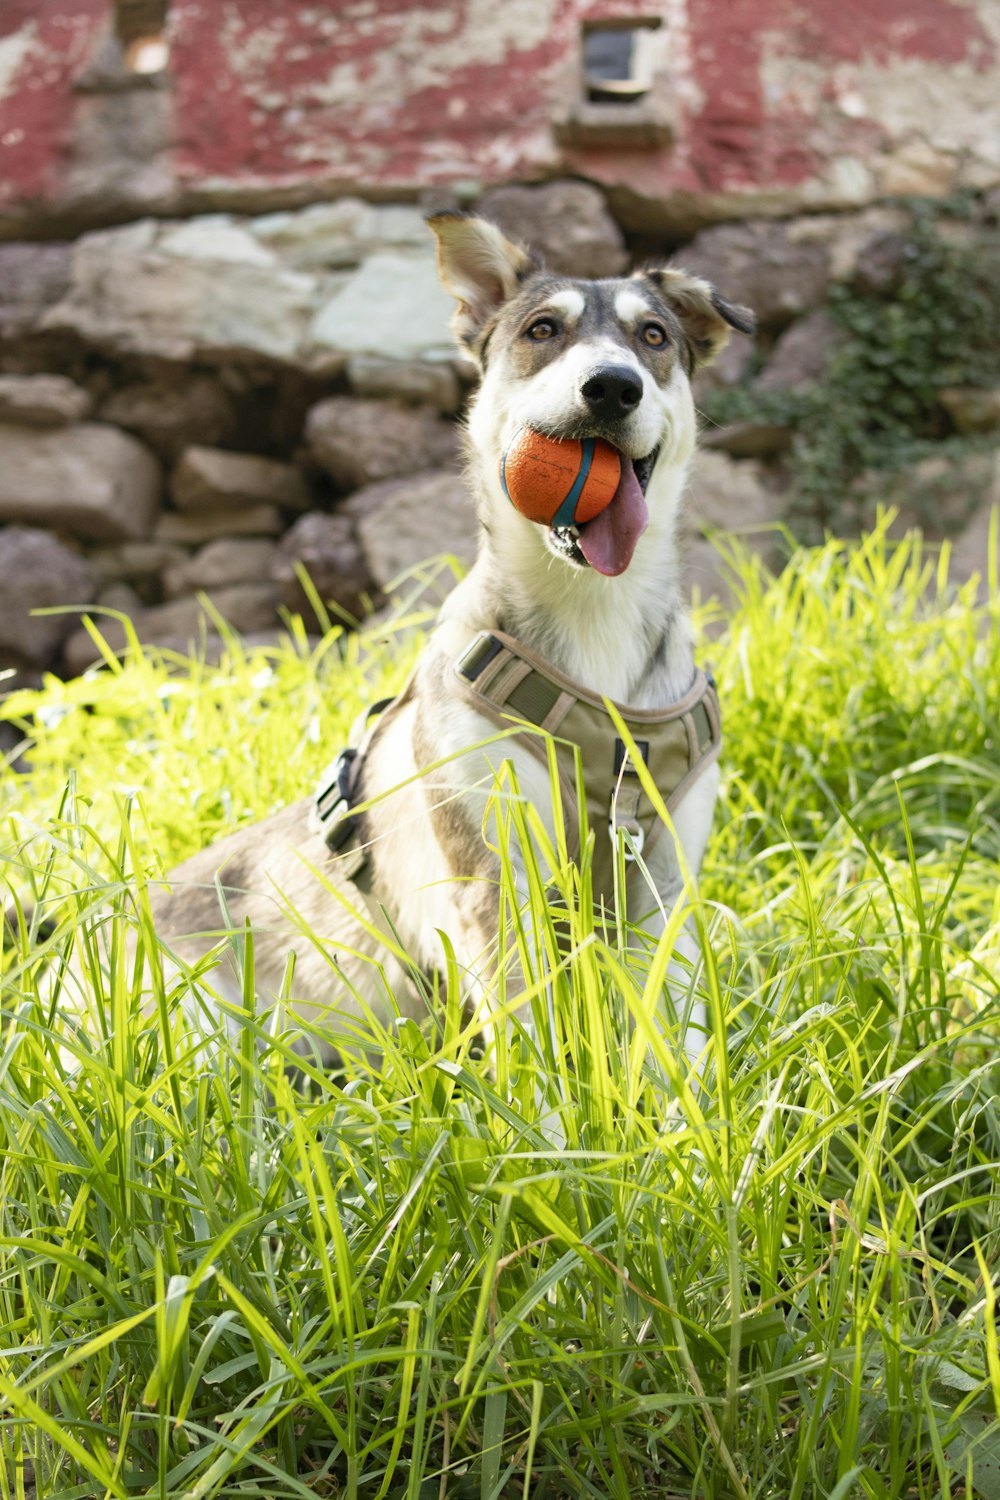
(315, 627), (722, 912)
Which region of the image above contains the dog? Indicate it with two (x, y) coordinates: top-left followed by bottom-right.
(129, 214), (754, 1075)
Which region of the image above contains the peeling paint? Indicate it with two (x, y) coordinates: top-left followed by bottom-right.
(0, 23), (37, 102)
(0, 2), (107, 209)
(0, 0), (998, 234)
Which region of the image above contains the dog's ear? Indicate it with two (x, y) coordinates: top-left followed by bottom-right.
(638, 268), (756, 372)
(427, 212), (538, 350)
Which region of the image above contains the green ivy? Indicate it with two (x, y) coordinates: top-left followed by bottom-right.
(702, 206), (1000, 539)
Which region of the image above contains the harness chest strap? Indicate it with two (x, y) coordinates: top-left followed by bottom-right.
(315, 629), (722, 904)
(451, 630), (722, 883)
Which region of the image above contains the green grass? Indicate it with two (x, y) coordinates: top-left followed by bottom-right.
(1, 520), (999, 1499)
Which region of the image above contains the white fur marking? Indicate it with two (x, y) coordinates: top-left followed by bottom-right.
(545, 288), (586, 320)
(614, 288), (655, 325)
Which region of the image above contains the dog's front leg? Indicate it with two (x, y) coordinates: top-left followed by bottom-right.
(624, 766), (721, 1079)
(502, 845), (571, 1148)
(427, 858), (568, 1151)
(464, 763), (571, 1150)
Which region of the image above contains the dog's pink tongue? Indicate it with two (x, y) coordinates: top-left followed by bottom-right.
(576, 457), (648, 576)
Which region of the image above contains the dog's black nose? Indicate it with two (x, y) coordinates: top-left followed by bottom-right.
(580, 365), (643, 420)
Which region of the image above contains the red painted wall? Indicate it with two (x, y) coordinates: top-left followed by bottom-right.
(0, 0), (108, 207)
(0, 0), (995, 232)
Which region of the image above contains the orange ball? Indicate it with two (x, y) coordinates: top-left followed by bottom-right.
(500, 429), (621, 527)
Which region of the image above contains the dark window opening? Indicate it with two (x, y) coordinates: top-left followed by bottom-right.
(583, 21), (661, 104)
(115, 0), (170, 74)
(554, 16), (673, 147)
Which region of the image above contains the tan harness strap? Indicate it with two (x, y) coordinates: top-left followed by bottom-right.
(315, 627), (722, 916)
(453, 629), (723, 905)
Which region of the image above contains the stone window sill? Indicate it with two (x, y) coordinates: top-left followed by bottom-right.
(554, 97), (674, 150)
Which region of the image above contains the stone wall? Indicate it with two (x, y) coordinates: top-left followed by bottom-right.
(0, 197), (474, 684)
(3, 0), (999, 687)
(2, 177), (998, 689)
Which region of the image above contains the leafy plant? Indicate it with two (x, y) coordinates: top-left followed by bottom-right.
(702, 204), (1000, 539)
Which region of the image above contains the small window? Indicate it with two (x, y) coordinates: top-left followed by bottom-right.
(583, 24), (657, 103)
(116, 0), (170, 74)
(555, 18), (673, 149)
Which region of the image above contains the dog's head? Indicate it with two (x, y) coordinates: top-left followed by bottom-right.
(429, 213), (755, 578)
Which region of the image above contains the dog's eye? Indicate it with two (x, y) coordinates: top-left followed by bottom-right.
(641, 321), (668, 347)
(526, 318), (558, 341)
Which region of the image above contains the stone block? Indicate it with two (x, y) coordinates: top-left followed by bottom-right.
(99, 376), (238, 459)
(95, 581), (143, 617)
(7, 209), (461, 378)
(0, 375), (92, 428)
(271, 512), (372, 624)
(347, 357), (462, 414)
(171, 446), (311, 513)
(789, 207), (908, 285)
(686, 449), (786, 537)
(684, 534), (743, 615)
(164, 538), (278, 599)
(250, 200), (429, 269)
(309, 252), (455, 364)
(350, 469), (479, 590)
(155, 505), (285, 544)
(702, 422), (794, 459)
(691, 336), (755, 404)
(684, 457), (787, 616)
(877, 140), (957, 198)
(755, 309), (842, 391)
(89, 540), (188, 589)
(0, 422), (161, 542)
(850, 230), (909, 298)
(62, 584), (280, 675)
(477, 180), (628, 278)
(0, 527), (99, 667)
(681, 220), (830, 334)
(0, 244), (73, 340)
(43, 218), (318, 367)
(306, 396), (456, 492)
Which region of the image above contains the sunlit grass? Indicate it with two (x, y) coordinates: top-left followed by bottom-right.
(1, 520), (999, 1499)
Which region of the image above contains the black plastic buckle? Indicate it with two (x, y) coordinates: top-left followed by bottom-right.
(613, 736), (649, 778)
(315, 747), (359, 851)
(458, 633), (504, 682)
